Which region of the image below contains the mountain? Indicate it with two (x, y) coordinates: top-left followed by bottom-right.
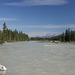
(41, 33), (58, 38)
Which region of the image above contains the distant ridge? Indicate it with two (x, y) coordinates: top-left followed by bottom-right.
(41, 33), (58, 38)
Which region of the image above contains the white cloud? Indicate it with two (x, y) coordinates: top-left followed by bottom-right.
(4, 0), (69, 6)
(43, 25), (75, 28)
(3, 24), (75, 30)
(1, 24), (75, 30)
(0, 18), (18, 21)
(24, 24), (75, 29)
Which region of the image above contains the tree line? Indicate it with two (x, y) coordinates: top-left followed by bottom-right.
(31, 28), (75, 42)
(61, 28), (75, 42)
(46, 28), (75, 42)
(0, 22), (29, 44)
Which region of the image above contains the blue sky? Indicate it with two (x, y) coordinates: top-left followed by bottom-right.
(0, 0), (75, 37)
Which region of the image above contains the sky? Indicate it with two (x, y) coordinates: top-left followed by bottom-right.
(0, 0), (75, 37)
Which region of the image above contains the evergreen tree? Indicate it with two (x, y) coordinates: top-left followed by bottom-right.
(65, 28), (71, 41)
(0, 22), (29, 43)
(0, 30), (3, 43)
(71, 31), (75, 41)
(8, 29), (11, 41)
(14, 29), (18, 41)
(67, 28), (71, 41)
(71, 30), (73, 41)
(65, 29), (68, 41)
(62, 32), (65, 42)
(3, 22), (7, 41)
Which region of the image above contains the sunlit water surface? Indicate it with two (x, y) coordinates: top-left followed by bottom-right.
(0, 41), (75, 75)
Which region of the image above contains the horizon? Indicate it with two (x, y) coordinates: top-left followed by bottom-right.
(0, 0), (75, 37)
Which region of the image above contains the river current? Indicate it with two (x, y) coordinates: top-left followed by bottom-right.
(0, 41), (75, 75)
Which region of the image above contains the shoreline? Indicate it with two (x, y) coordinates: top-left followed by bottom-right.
(0, 40), (75, 44)
(34, 40), (75, 44)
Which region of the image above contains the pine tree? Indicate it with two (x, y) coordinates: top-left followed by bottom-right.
(3, 22), (7, 41)
(65, 29), (68, 41)
(62, 32), (65, 42)
(67, 28), (71, 41)
(0, 30), (3, 43)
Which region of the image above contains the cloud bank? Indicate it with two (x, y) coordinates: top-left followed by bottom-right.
(0, 18), (18, 21)
(24, 25), (75, 29)
(4, 0), (69, 6)
(3, 24), (75, 30)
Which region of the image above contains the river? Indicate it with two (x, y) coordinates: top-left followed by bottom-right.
(0, 41), (75, 75)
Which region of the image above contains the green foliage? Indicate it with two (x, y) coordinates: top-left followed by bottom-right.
(61, 32), (65, 42)
(71, 30), (75, 41)
(65, 28), (71, 41)
(49, 35), (61, 41)
(30, 37), (50, 41)
(1, 22), (75, 43)
(3, 22), (7, 41)
(0, 30), (3, 44)
(0, 22), (29, 43)
(50, 28), (75, 42)
(64, 28), (75, 42)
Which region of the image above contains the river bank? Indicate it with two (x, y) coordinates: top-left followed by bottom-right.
(34, 40), (75, 44)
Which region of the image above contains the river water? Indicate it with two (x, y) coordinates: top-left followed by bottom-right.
(0, 41), (75, 75)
